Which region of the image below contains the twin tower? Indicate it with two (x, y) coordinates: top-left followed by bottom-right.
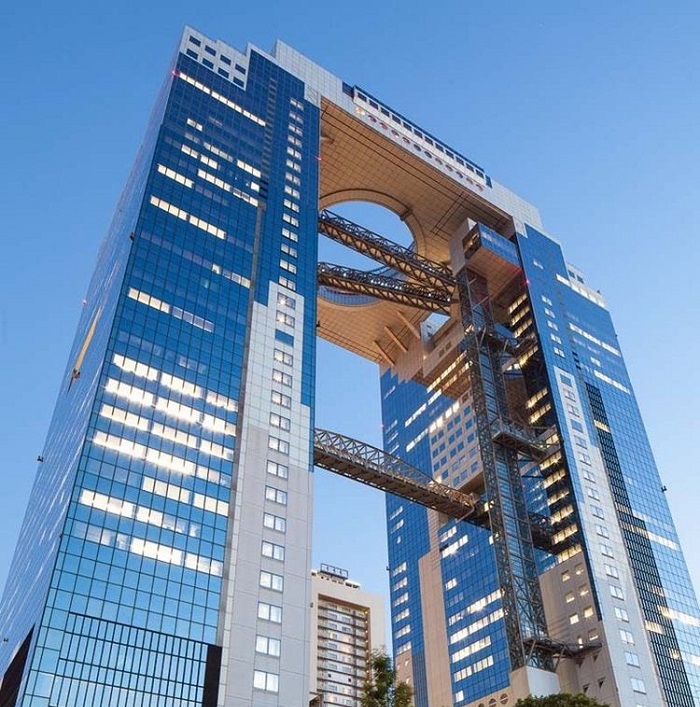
(1, 26), (699, 707)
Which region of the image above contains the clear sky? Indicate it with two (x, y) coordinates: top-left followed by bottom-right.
(1, 0), (699, 621)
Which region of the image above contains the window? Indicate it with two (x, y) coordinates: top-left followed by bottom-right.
(592, 506), (605, 519)
(615, 606), (629, 622)
(279, 276), (296, 291)
(262, 541), (285, 561)
(280, 242), (297, 257)
(260, 570), (284, 591)
(273, 349), (293, 366)
(587, 487), (601, 501)
(265, 486), (288, 505)
(596, 524), (610, 538)
(189, 36), (201, 46)
(565, 592), (575, 603)
(267, 460), (288, 479)
(630, 678), (646, 694)
(280, 257), (297, 273)
(620, 629), (635, 645)
(263, 513), (286, 533)
(258, 601), (282, 623)
(220, 55), (231, 65)
(255, 635), (281, 656)
(601, 543), (614, 558)
(276, 311), (295, 327)
(583, 606), (594, 618)
(625, 651), (640, 667)
(277, 293), (296, 308)
(569, 614), (580, 625)
(271, 391), (292, 408)
(253, 670), (279, 693)
(281, 227), (298, 242)
(268, 436), (289, 454)
(605, 564), (619, 579)
(270, 413), (291, 431)
(272, 369), (293, 387)
(610, 585), (625, 600)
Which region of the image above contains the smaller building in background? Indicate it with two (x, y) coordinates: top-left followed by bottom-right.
(310, 564), (386, 706)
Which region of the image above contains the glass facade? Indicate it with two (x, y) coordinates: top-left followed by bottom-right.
(0, 28), (318, 707)
(380, 219), (700, 706)
(2, 23), (700, 707)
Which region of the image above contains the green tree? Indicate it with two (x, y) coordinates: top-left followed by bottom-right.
(515, 694), (609, 707)
(361, 651), (413, 707)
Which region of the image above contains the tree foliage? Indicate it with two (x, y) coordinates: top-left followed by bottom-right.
(515, 694), (609, 707)
(361, 651), (413, 707)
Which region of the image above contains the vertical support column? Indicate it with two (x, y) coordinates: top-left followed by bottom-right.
(456, 268), (551, 671)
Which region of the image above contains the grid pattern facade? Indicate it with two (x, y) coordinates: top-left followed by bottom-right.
(0, 27), (319, 707)
(316, 596), (370, 705)
(1, 23), (700, 707)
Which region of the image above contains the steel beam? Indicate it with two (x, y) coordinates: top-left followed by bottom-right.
(313, 429), (478, 519)
(318, 210), (454, 290)
(318, 262), (452, 313)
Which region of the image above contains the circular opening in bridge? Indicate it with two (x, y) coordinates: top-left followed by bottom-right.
(318, 201), (415, 272)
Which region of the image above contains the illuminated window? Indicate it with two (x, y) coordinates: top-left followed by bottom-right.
(273, 350), (293, 367)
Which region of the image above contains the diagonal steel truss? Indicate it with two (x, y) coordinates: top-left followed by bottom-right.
(319, 210), (454, 289)
(317, 262), (452, 313)
(456, 268), (552, 671)
(313, 428), (478, 519)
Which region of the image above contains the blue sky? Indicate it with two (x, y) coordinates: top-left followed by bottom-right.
(1, 0), (699, 616)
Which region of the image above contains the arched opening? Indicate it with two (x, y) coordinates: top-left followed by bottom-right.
(318, 200), (416, 274)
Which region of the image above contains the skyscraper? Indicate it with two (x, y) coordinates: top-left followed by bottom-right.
(309, 564), (385, 706)
(1, 24), (699, 707)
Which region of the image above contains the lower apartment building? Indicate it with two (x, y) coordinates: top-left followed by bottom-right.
(310, 565), (386, 706)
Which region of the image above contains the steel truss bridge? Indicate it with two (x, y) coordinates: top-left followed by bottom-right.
(316, 210), (598, 670)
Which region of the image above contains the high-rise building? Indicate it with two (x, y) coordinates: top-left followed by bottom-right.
(309, 564), (385, 707)
(1, 24), (699, 707)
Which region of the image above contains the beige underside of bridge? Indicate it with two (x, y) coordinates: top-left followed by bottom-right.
(316, 99), (514, 367)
